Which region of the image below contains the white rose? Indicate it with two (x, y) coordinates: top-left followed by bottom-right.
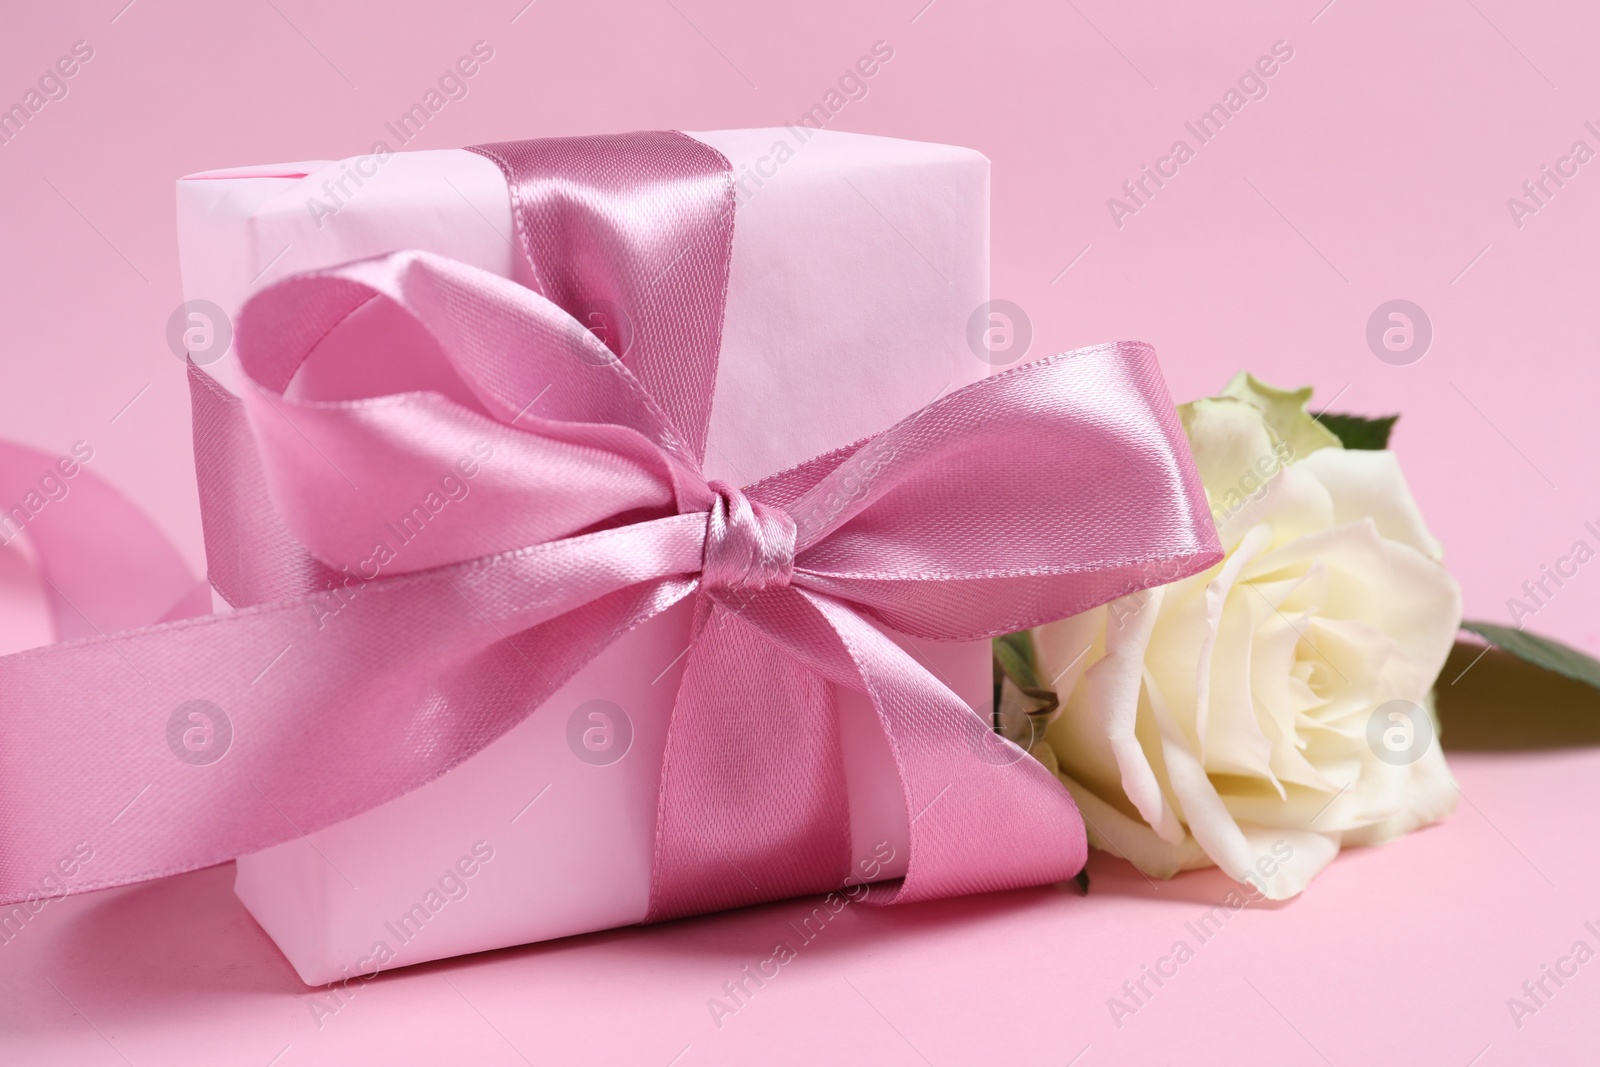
(1033, 375), (1462, 899)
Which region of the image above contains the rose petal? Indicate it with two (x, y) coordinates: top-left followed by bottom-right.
(1298, 448), (1443, 560)
(1081, 586), (1188, 844)
(1236, 825), (1342, 900)
(1052, 771), (1209, 879)
(1036, 605), (1105, 703)
(1140, 666), (1263, 881)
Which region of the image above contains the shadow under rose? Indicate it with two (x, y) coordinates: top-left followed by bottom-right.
(1436, 639), (1600, 750)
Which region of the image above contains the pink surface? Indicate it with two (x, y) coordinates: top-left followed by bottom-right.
(2, 744), (1595, 1065)
(1, 0), (1596, 1062)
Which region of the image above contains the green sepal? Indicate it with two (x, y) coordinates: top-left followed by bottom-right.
(992, 630), (1060, 741)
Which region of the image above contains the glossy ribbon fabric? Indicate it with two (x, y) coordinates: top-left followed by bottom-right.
(0, 441), (207, 642)
(0, 133), (1222, 916)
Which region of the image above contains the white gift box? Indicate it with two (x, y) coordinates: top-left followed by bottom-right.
(176, 128), (993, 986)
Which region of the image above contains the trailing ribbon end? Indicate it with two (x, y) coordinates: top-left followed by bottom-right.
(802, 593), (1091, 908)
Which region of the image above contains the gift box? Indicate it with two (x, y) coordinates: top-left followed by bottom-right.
(176, 129), (998, 985)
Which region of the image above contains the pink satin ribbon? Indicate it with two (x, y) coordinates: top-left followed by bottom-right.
(0, 133), (1221, 918)
(0, 441), (207, 641)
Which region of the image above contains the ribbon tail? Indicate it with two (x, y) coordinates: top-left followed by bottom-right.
(645, 583), (1084, 923)
(646, 592), (849, 921)
(0, 525), (699, 906)
(0, 440), (202, 639)
(799, 590), (1086, 904)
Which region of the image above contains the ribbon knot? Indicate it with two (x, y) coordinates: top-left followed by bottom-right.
(700, 481), (796, 600)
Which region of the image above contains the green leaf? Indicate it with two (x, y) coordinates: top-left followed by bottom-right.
(1460, 621), (1600, 692)
(993, 630), (1044, 691)
(1073, 867), (1090, 895)
(1313, 412), (1399, 450)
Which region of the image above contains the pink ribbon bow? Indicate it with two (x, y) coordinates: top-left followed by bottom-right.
(0, 133), (1221, 918)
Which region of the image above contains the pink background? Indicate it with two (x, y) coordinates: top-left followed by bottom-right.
(2, 0), (1597, 1063)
